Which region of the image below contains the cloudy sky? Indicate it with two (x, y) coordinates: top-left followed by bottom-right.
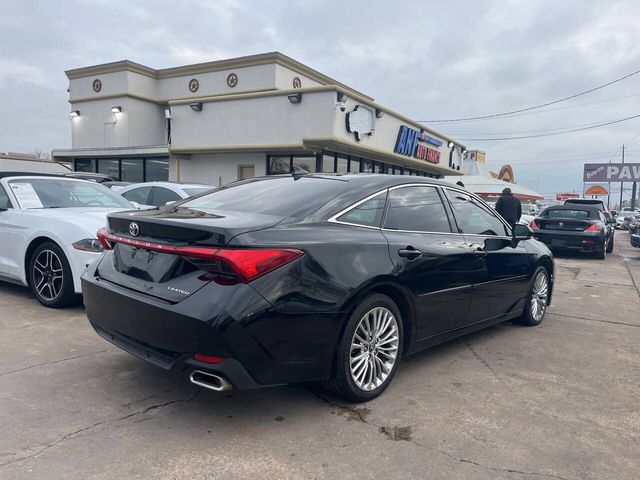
(1, 0), (639, 198)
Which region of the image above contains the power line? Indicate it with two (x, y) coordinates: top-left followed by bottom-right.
(435, 91), (640, 124)
(418, 67), (640, 123)
(453, 113), (640, 141)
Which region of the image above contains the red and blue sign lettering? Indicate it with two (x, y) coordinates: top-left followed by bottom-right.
(394, 125), (442, 164)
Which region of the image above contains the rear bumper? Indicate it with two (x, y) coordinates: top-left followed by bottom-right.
(533, 231), (605, 251)
(81, 258), (338, 388)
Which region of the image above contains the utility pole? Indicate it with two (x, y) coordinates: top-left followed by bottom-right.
(619, 144), (625, 210)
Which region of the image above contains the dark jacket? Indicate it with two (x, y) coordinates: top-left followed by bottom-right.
(495, 192), (521, 226)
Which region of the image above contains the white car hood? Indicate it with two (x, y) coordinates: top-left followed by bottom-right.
(22, 207), (132, 237)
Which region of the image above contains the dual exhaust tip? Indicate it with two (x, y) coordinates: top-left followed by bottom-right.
(189, 370), (233, 392)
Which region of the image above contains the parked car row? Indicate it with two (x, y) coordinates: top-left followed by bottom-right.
(1, 171), (555, 401)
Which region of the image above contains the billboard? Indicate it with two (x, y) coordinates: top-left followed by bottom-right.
(583, 163), (640, 182)
(556, 193), (579, 201)
(585, 185), (608, 195)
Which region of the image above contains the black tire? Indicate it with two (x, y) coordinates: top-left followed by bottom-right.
(323, 294), (404, 402)
(516, 266), (549, 326)
(28, 241), (75, 308)
(606, 235), (614, 253)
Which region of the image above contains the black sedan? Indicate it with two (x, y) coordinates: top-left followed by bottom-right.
(83, 174), (554, 402)
(530, 205), (614, 259)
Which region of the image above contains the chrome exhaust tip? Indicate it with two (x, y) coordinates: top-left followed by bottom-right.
(189, 370), (233, 392)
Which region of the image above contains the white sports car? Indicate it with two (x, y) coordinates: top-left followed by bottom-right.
(0, 173), (135, 308)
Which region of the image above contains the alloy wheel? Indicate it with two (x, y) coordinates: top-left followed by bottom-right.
(32, 249), (64, 301)
(530, 271), (548, 322)
(350, 306), (399, 391)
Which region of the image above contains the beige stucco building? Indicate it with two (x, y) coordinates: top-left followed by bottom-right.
(53, 52), (467, 185)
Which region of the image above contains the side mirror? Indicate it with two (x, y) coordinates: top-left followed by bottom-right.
(512, 223), (533, 241)
(607, 217), (616, 225)
(130, 201), (141, 209)
(164, 200), (176, 206)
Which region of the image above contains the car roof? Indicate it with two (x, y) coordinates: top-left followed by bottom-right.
(0, 171), (68, 180)
(119, 181), (211, 189)
(545, 204), (602, 211)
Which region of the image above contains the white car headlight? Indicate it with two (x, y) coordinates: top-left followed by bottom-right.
(72, 238), (105, 253)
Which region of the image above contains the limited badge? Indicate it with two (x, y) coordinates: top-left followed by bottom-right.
(226, 73), (238, 88)
(292, 76), (302, 88)
(92, 79), (102, 92)
(188, 78), (199, 93)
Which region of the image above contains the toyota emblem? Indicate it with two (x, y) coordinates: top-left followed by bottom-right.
(129, 222), (140, 237)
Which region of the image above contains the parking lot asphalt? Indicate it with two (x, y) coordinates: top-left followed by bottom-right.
(1, 234), (639, 480)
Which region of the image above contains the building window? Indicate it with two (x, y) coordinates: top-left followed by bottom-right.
(269, 156), (291, 174)
(75, 158), (96, 172)
(145, 158), (169, 181)
(336, 156), (348, 173)
(292, 156), (316, 174)
(97, 159), (120, 180)
(238, 165), (255, 180)
(321, 154), (335, 173)
(120, 158), (144, 182)
(362, 159), (372, 173)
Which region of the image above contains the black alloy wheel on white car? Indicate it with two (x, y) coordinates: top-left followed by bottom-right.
(324, 294), (403, 402)
(28, 241), (75, 308)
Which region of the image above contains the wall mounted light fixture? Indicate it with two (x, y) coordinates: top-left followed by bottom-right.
(190, 102), (203, 112)
(375, 108), (384, 118)
(448, 141), (454, 148)
(287, 93), (302, 104)
(111, 106), (122, 113)
(69, 110), (80, 119)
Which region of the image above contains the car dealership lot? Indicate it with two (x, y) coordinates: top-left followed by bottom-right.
(1, 236), (638, 480)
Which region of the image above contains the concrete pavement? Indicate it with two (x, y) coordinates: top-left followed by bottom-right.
(0, 233), (638, 479)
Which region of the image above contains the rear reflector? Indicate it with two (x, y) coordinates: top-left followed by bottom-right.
(96, 227), (304, 282)
(529, 220), (539, 229)
(194, 354), (225, 364)
(585, 224), (603, 233)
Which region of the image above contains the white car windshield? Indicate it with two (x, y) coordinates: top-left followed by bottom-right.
(8, 179), (133, 209)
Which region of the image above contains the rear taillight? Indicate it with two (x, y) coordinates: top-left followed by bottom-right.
(95, 228), (303, 282)
(585, 224), (603, 233)
(529, 220), (539, 229)
(624, 216), (631, 221)
(97, 228), (113, 250)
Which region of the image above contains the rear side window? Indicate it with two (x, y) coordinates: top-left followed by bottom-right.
(337, 192), (386, 227)
(0, 185), (11, 209)
(122, 186), (152, 205)
(150, 187), (181, 207)
(384, 186), (451, 232)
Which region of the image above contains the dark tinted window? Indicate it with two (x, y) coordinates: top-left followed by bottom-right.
(122, 186), (152, 205)
(182, 177), (347, 216)
(0, 186), (11, 209)
(546, 209), (591, 219)
(145, 158), (169, 181)
(151, 187), (181, 207)
(120, 158), (144, 182)
(384, 186), (451, 232)
(447, 191), (508, 236)
(337, 192), (386, 227)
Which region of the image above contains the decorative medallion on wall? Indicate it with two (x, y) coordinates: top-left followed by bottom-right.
(188, 78), (200, 93)
(226, 73), (238, 88)
(92, 79), (102, 92)
(292, 76), (302, 89)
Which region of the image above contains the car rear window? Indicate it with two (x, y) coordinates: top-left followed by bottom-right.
(181, 176), (347, 216)
(546, 209), (590, 219)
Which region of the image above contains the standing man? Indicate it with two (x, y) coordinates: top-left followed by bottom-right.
(495, 187), (522, 228)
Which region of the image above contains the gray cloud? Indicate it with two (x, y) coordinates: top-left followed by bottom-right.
(1, 0), (639, 197)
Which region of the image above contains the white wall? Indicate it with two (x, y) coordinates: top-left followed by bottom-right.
(274, 64), (323, 90)
(171, 152), (265, 186)
(170, 90), (336, 149)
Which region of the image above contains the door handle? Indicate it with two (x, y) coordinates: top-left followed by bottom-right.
(398, 247), (422, 260)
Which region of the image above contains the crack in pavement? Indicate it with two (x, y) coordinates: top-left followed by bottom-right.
(550, 312), (640, 329)
(0, 348), (116, 377)
(312, 391), (571, 480)
(0, 388), (203, 468)
(466, 342), (501, 381)
(623, 259), (640, 297)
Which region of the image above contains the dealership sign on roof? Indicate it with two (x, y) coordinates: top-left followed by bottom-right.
(583, 163), (640, 182)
